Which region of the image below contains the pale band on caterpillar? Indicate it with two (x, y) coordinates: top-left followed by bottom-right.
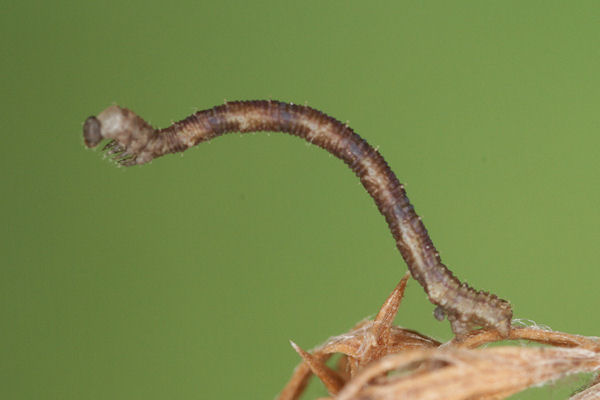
(83, 100), (513, 338)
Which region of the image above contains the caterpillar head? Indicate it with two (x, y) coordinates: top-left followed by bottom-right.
(83, 105), (155, 166)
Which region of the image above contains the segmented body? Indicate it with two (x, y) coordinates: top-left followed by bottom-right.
(83, 100), (513, 338)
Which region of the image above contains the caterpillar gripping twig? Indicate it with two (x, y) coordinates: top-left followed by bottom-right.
(83, 100), (513, 338)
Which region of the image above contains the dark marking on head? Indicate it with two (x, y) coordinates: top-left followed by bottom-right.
(83, 116), (102, 148)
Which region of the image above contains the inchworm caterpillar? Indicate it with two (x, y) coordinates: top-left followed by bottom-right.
(83, 100), (513, 338)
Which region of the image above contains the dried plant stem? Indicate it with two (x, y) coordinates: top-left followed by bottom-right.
(279, 281), (600, 400)
(337, 346), (600, 400)
(451, 327), (600, 351)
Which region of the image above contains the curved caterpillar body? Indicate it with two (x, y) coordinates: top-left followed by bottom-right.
(83, 100), (513, 338)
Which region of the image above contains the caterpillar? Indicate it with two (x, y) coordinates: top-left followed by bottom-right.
(83, 100), (513, 338)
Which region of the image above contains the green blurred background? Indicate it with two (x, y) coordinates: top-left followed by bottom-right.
(2, 1), (599, 399)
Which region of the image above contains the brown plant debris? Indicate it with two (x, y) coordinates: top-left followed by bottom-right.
(280, 273), (600, 400)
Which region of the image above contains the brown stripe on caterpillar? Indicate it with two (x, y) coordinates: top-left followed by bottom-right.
(82, 100), (513, 338)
